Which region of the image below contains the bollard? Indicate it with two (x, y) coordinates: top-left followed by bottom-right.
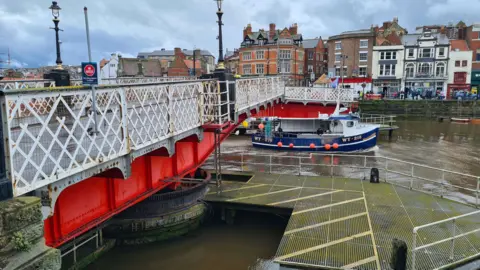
(390, 238), (407, 270)
(370, 168), (380, 183)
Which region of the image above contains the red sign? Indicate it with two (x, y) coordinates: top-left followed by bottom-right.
(84, 64), (95, 77)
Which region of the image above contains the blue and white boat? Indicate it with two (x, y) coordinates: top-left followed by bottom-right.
(251, 102), (380, 152)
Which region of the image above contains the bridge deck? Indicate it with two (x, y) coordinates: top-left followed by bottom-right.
(205, 173), (480, 270)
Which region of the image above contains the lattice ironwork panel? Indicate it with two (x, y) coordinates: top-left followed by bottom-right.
(125, 84), (170, 150)
(5, 88), (127, 195)
(235, 77), (284, 112)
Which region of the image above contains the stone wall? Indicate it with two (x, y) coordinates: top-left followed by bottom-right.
(359, 100), (480, 119)
(0, 197), (60, 270)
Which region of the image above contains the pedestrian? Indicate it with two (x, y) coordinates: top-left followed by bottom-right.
(382, 85), (388, 99)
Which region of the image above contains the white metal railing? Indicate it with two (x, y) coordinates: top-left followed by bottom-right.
(412, 210), (480, 270)
(235, 77), (284, 113)
(285, 87), (356, 104)
(360, 113), (396, 126)
(1, 80), (221, 196)
(70, 76), (197, 86)
(1, 77), (287, 197)
(0, 79), (56, 90)
(207, 152), (480, 207)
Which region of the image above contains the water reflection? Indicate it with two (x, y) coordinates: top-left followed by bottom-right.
(89, 120), (480, 270)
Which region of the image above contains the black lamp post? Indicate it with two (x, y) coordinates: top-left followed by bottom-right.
(214, 0), (224, 70)
(49, 1), (63, 69)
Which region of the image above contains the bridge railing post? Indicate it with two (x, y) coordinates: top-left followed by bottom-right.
(0, 93), (13, 200)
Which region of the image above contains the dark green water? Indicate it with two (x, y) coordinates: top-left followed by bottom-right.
(88, 120), (480, 270)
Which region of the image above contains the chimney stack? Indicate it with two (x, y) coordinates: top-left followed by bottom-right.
(289, 23), (298, 35)
(269, 23), (276, 40)
(244, 23), (252, 39)
(174, 47), (185, 60)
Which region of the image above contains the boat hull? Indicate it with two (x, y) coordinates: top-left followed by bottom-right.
(450, 118), (470, 123)
(252, 128), (379, 152)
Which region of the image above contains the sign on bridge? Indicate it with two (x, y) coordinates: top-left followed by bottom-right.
(82, 62), (98, 85)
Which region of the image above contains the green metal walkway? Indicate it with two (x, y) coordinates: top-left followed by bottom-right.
(205, 173), (480, 270)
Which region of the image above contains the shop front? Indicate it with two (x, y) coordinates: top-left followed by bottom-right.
(373, 79), (401, 99)
(471, 70), (480, 95)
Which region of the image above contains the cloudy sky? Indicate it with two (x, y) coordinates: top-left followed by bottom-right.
(0, 0), (479, 68)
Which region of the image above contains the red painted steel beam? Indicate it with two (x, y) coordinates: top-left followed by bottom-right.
(44, 124), (236, 248)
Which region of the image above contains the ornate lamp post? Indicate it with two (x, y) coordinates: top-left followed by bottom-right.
(49, 1), (63, 69)
(214, 0), (224, 70)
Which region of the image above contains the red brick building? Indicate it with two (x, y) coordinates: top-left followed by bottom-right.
(167, 48), (203, 77)
(239, 23), (304, 84)
(303, 38), (327, 84)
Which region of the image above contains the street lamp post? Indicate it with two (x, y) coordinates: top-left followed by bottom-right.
(215, 0), (224, 70)
(49, 1), (63, 70)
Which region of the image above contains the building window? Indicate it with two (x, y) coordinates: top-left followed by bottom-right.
(477, 50), (480, 61)
(417, 62), (433, 76)
(379, 64), (395, 76)
(308, 51), (314, 60)
(405, 63), (415, 77)
(335, 67), (340, 77)
(243, 52), (252, 60)
(280, 62), (291, 73)
(110, 64), (116, 67)
(308, 65), (313, 73)
(298, 65), (303, 74)
(438, 47), (445, 57)
(243, 65), (251, 74)
(256, 64), (264, 74)
(380, 51), (396, 60)
(359, 67), (367, 77)
(360, 40), (368, 48)
(343, 67), (348, 76)
(359, 52), (368, 62)
(335, 54), (341, 62)
(436, 63), (445, 76)
(419, 48), (433, 58)
(455, 60), (461, 67)
(279, 50), (291, 59)
(408, 49), (414, 58)
(462, 60), (468, 67)
(256, 51), (264, 59)
(335, 42), (341, 50)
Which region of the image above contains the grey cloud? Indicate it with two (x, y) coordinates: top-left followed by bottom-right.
(0, 0), (478, 68)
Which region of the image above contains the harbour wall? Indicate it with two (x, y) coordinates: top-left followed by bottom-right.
(359, 100), (480, 119)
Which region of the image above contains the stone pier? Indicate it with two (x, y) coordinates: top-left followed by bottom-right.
(0, 197), (61, 270)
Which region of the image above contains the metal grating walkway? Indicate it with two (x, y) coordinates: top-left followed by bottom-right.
(205, 173), (480, 270)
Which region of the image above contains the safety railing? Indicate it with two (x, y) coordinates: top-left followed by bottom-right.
(206, 152), (480, 207)
(0, 80), (220, 196)
(0, 76), (287, 197)
(411, 210), (480, 270)
(235, 76), (284, 113)
(70, 76), (197, 86)
(0, 79), (56, 90)
(284, 87), (356, 104)
(360, 113), (396, 126)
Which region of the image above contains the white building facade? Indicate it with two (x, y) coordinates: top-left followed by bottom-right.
(372, 45), (404, 97)
(402, 32), (450, 97)
(100, 53), (119, 80)
(447, 42), (473, 98)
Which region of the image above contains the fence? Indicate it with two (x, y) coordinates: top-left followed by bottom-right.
(411, 210), (480, 270)
(207, 152), (480, 207)
(0, 80), (222, 196)
(360, 113), (396, 126)
(285, 87), (356, 104)
(0, 79), (56, 90)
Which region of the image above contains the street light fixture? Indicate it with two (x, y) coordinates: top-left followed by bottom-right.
(49, 1), (63, 69)
(214, 0), (224, 69)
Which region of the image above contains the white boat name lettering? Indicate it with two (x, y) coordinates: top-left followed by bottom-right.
(342, 135), (362, 143)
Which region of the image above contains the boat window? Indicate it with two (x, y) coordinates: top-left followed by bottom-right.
(346, 121), (354, 127)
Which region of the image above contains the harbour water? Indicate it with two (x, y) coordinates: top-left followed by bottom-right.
(88, 120), (480, 270)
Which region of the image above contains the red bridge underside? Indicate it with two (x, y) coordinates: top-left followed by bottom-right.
(44, 102), (339, 247)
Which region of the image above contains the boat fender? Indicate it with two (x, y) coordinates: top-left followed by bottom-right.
(332, 143), (339, 149)
(289, 143), (294, 148)
(277, 142), (283, 147)
(324, 144), (331, 150)
(309, 143), (315, 149)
